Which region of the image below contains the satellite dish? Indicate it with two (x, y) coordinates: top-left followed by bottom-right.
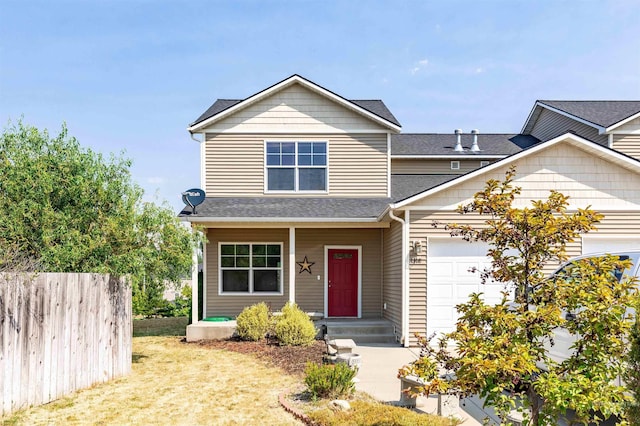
(182, 188), (206, 214)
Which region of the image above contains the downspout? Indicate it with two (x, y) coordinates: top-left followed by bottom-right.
(388, 209), (409, 347)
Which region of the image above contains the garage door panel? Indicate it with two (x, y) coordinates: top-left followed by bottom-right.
(430, 262), (454, 276)
(427, 240), (494, 339)
(582, 237), (640, 254)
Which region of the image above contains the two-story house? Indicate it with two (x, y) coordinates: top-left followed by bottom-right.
(182, 74), (640, 346)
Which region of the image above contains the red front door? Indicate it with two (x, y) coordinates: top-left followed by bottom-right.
(328, 249), (358, 317)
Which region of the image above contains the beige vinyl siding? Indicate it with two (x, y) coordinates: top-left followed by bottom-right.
(409, 142), (640, 211)
(391, 159), (487, 175)
(202, 84), (390, 133)
(294, 228), (383, 318)
(382, 217), (403, 339)
(205, 228), (289, 317)
(613, 134), (640, 160)
(406, 211), (640, 345)
(530, 108), (607, 145)
(204, 133), (388, 197)
(204, 134), (263, 195)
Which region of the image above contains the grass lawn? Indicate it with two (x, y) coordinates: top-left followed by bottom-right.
(3, 334), (301, 425)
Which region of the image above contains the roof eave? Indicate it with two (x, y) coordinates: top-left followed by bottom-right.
(605, 110), (640, 132)
(186, 74), (401, 133)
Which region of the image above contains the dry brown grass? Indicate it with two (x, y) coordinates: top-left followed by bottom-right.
(3, 337), (302, 426)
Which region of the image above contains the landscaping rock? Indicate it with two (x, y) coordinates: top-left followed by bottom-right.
(329, 400), (351, 411)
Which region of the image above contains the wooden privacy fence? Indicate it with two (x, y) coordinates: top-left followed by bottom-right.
(0, 273), (132, 416)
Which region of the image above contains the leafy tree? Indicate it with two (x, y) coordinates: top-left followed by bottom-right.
(626, 306), (640, 424)
(410, 166), (637, 425)
(0, 121), (198, 315)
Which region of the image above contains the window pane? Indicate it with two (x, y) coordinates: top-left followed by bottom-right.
(221, 245), (235, 255)
(298, 142), (311, 153)
(236, 256), (250, 267)
(252, 245), (266, 255)
(281, 154), (295, 166)
(220, 256), (235, 267)
(312, 142), (326, 153)
(268, 168), (295, 190)
(222, 270), (249, 292)
(299, 168), (326, 191)
(313, 153), (326, 166)
(267, 245), (280, 255)
(298, 154), (312, 165)
(267, 143), (281, 154)
(282, 143), (295, 153)
(236, 245), (249, 255)
(254, 270), (279, 292)
(267, 257), (280, 268)
(253, 256), (266, 267)
(267, 154), (280, 166)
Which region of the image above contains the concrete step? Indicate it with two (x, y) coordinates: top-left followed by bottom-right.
(326, 333), (397, 344)
(323, 320), (397, 344)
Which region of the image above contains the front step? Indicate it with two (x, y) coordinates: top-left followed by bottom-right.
(322, 320), (398, 345)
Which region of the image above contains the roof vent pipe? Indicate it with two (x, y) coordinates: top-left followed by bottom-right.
(471, 129), (480, 152)
(454, 129), (464, 152)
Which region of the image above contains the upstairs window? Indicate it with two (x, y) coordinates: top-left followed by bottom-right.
(266, 142), (327, 192)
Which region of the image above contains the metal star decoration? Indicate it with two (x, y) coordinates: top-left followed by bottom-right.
(296, 256), (315, 274)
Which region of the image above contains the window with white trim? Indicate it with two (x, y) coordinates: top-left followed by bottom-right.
(266, 141), (327, 192)
(450, 161), (460, 170)
(220, 243), (282, 294)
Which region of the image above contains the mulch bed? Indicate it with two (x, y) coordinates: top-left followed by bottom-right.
(193, 337), (326, 376)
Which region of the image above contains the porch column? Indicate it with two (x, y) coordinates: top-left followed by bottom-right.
(191, 230), (199, 324)
(289, 227), (296, 303)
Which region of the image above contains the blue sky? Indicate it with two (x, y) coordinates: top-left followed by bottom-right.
(2, 0), (639, 212)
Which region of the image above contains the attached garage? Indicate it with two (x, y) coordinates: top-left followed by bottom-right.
(426, 238), (507, 338)
(581, 236), (640, 254)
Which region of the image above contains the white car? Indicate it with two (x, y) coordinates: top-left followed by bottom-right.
(544, 250), (640, 366)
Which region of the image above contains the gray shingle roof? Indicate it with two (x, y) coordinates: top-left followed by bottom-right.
(179, 174), (468, 220)
(391, 174), (459, 202)
(179, 197), (392, 219)
(191, 98), (399, 128)
(391, 134), (539, 156)
(538, 101), (640, 128)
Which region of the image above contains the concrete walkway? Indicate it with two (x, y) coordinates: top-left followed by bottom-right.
(352, 343), (485, 425)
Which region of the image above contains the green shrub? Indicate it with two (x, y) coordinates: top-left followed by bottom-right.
(235, 302), (271, 341)
(273, 302), (317, 346)
(304, 362), (356, 399)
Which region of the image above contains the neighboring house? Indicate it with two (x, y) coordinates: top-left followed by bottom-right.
(181, 74), (640, 346)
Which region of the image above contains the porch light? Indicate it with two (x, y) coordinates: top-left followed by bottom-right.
(410, 240), (423, 254)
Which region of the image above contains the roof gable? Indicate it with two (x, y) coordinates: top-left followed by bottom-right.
(523, 100), (640, 134)
(188, 74), (401, 132)
(391, 132), (640, 211)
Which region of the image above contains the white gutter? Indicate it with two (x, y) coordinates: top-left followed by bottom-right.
(183, 216), (383, 223)
(388, 209), (410, 347)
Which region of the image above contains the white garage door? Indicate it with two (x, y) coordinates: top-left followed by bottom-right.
(427, 239), (507, 338)
(582, 236), (640, 255)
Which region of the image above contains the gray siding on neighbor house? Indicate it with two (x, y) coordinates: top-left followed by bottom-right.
(382, 217), (403, 340)
(391, 159), (490, 175)
(529, 108), (607, 145)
